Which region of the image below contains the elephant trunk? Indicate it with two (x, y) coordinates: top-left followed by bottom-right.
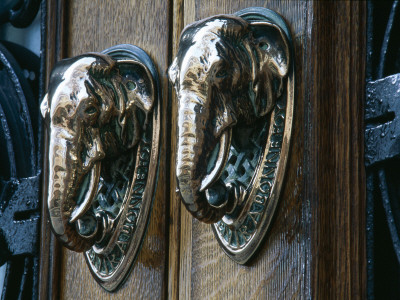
(47, 128), (99, 252)
(176, 95), (233, 223)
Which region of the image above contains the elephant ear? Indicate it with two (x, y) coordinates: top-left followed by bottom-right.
(115, 60), (155, 113)
(247, 21), (291, 117)
(111, 60), (156, 149)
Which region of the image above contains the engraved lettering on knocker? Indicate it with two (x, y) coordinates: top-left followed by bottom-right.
(169, 7), (295, 264)
(41, 44), (160, 291)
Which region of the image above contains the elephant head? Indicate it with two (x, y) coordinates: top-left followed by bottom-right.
(41, 53), (155, 251)
(169, 15), (290, 223)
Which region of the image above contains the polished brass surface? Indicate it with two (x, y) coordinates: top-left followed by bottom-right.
(169, 7), (294, 263)
(41, 45), (160, 291)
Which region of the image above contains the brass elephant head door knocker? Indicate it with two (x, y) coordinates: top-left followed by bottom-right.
(41, 45), (160, 291)
(169, 7), (294, 263)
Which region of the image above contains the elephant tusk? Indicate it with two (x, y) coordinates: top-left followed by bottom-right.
(200, 129), (232, 192)
(40, 94), (49, 119)
(70, 161), (101, 223)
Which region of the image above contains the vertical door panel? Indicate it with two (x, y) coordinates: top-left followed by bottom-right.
(169, 1), (366, 299)
(59, 1), (169, 298)
(170, 1), (313, 299)
(309, 2), (366, 298)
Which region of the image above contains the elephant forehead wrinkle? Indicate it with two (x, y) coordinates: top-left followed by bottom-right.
(55, 97), (77, 116)
(49, 59), (95, 110)
(193, 19), (227, 43)
(66, 75), (91, 107)
(62, 57), (97, 81)
(74, 82), (90, 102)
(187, 43), (219, 65)
(50, 84), (75, 112)
(180, 43), (220, 81)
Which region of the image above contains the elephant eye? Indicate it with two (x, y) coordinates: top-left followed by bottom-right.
(126, 80), (137, 90)
(85, 106), (97, 115)
(216, 69), (228, 78)
(259, 42), (270, 51)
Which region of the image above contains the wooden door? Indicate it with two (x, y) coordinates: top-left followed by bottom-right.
(39, 1), (366, 299)
(170, 1), (365, 299)
(40, 1), (170, 299)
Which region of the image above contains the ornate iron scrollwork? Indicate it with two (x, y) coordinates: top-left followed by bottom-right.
(169, 7), (294, 264)
(0, 0), (40, 28)
(0, 41), (41, 299)
(41, 44), (160, 291)
(366, 0), (400, 298)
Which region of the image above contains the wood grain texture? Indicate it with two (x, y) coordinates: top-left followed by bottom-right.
(309, 2), (366, 299)
(39, 1), (66, 299)
(168, 1), (184, 299)
(59, 1), (170, 298)
(174, 1), (313, 299)
(42, 1), (368, 298)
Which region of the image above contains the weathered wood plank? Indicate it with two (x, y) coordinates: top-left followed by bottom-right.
(309, 2), (366, 299)
(59, 1), (170, 298)
(168, 1), (184, 299)
(174, 1), (312, 299)
(39, 1), (66, 299)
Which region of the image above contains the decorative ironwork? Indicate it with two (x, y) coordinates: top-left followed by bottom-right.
(366, 0), (400, 298)
(0, 0), (41, 28)
(0, 42), (41, 299)
(41, 44), (160, 291)
(169, 7), (294, 264)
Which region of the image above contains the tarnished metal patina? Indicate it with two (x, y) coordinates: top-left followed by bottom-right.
(41, 44), (160, 291)
(169, 7), (294, 264)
